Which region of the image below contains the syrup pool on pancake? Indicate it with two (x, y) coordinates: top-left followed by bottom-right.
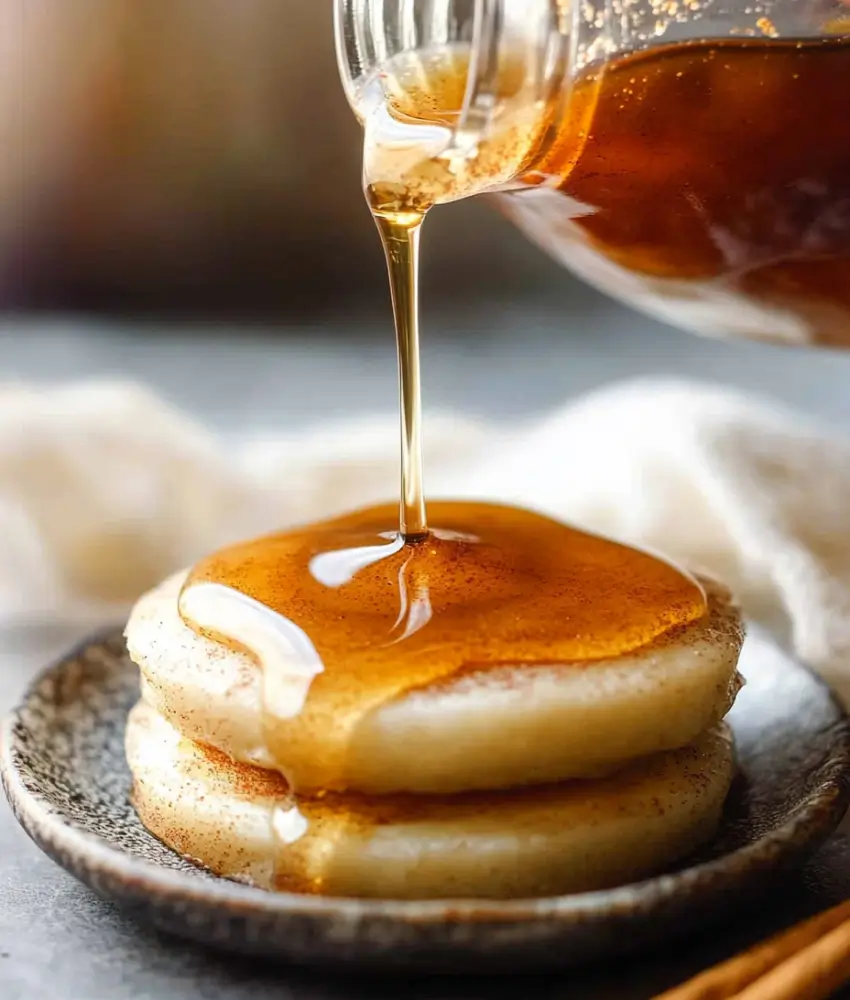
(129, 557), (742, 800)
(176, 501), (710, 794)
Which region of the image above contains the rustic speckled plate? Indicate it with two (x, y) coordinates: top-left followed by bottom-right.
(2, 628), (849, 971)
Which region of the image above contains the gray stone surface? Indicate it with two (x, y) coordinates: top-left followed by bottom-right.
(1, 279), (849, 998)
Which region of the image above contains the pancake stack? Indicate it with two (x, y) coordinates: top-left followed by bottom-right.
(125, 571), (743, 899)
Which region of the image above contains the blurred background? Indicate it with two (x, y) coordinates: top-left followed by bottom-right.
(7, 0), (850, 433)
(11, 1), (558, 318)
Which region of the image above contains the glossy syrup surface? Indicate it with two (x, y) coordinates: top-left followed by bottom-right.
(180, 501), (706, 794)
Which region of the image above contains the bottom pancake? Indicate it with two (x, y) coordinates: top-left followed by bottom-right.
(126, 701), (735, 900)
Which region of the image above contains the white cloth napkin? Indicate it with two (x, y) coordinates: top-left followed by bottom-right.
(2, 377), (849, 704)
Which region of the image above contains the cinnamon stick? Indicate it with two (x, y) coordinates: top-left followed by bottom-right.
(733, 918), (850, 1000)
(653, 900), (850, 1000)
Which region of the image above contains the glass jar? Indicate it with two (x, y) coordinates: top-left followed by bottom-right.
(336, 1), (850, 348)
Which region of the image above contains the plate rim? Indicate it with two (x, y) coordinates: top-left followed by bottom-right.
(2, 627), (850, 928)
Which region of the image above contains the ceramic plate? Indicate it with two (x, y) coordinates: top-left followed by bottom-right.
(2, 628), (849, 971)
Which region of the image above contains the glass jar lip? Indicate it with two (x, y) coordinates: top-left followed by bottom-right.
(334, 0), (575, 149)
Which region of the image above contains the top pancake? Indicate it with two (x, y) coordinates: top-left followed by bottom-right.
(126, 570), (743, 794)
